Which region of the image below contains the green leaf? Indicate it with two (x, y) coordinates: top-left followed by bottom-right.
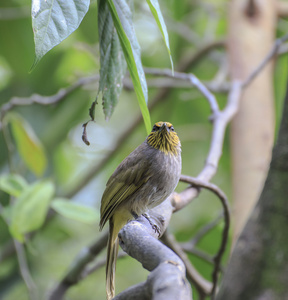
(107, 0), (151, 134)
(51, 198), (99, 224)
(146, 0), (173, 72)
(0, 174), (28, 197)
(98, 0), (127, 120)
(31, 0), (90, 70)
(8, 113), (47, 177)
(9, 181), (55, 242)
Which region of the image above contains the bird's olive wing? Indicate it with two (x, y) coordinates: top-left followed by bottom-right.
(99, 154), (152, 229)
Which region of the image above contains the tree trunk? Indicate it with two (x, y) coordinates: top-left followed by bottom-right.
(217, 70), (288, 300)
(228, 0), (276, 241)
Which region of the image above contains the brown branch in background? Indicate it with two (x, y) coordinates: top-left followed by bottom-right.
(181, 213), (223, 249)
(82, 251), (127, 279)
(161, 231), (212, 296)
(0, 75), (99, 129)
(184, 248), (221, 269)
(176, 39), (226, 69)
(241, 33), (288, 88)
(14, 240), (38, 300)
(48, 232), (108, 300)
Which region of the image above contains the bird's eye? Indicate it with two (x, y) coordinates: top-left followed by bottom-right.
(170, 126), (175, 131)
(152, 125), (159, 132)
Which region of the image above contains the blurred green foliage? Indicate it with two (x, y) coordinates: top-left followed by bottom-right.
(0, 0), (287, 300)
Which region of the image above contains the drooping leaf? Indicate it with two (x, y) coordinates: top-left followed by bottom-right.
(51, 198), (99, 224)
(31, 0), (90, 70)
(107, 0), (151, 134)
(146, 0), (173, 72)
(98, 0), (126, 120)
(0, 174), (28, 197)
(8, 113), (47, 177)
(9, 181), (55, 242)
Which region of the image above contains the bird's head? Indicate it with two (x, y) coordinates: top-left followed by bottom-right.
(147, 121), (181, 155)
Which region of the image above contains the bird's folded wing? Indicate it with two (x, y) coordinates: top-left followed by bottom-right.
(99, 159), (152, 229)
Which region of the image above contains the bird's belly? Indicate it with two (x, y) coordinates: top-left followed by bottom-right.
(129, 173), (178, 216)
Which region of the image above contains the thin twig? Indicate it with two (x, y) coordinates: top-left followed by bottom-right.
(161, 231), (212, 295)
(48, 232), (108, 300)
(14, 240), (38, 300)
(182, 212), (224, 249)
(179, 175), (230, 299)
(0, 75), (99, 129)
(182, 247), (222, 270)
(82, 251), (127, 279)
(241, 33), (288, 88)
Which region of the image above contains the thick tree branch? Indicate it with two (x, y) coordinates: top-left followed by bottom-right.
(115, 220), (192, 300)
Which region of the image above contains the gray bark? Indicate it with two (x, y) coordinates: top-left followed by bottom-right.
(114, 200), (192, 300)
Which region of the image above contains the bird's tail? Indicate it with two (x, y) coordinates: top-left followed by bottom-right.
(106, 218), (119, 300)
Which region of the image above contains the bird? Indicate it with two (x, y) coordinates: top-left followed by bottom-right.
(99, 121), (182, 300)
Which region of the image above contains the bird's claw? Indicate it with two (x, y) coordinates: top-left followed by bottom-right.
(152, 224), (161, 236)
(142, 213), (161, 237)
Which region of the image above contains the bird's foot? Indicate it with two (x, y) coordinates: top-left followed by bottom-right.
(142, 213), (161, 237)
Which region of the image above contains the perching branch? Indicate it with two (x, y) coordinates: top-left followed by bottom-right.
(115, 220), (192, 300)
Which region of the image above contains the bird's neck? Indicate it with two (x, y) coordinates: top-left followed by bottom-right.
(146, 133), (181, 156)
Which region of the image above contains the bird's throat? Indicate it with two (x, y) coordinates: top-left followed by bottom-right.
(147, 132), (180, 155)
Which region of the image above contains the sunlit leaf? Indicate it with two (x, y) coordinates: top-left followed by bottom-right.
(98, 0), (126, 120)
(51, 198), (99, 224)
(146, 0), (173, 72)
(107, 0), (151, 134)
(9, 181), (55, 242)
(8, 113), (47, 177)
(0, 174), (28, 197)
(31, 0), (90, 70)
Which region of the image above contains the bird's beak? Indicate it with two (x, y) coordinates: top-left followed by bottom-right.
(159, 122), (168, 133)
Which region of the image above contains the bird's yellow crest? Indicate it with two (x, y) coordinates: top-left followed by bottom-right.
(147, 121), (180, 155)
